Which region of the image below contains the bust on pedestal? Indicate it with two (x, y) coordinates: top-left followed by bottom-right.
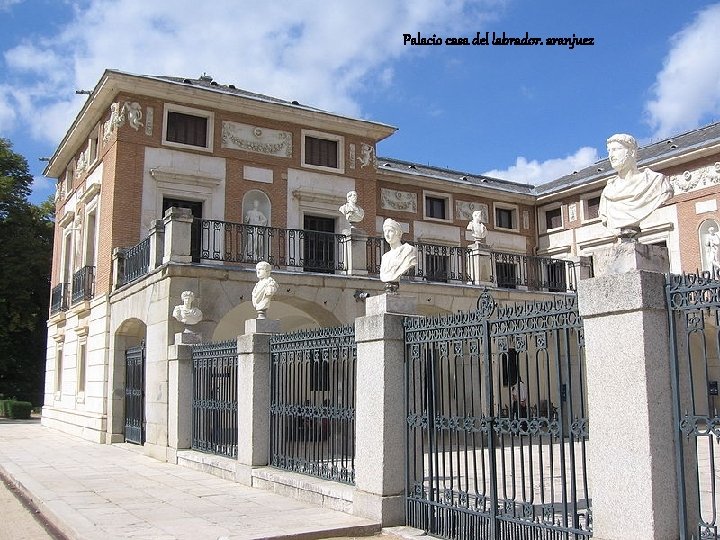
(172, 290), (203, 344)
(379, 218), (417, 293)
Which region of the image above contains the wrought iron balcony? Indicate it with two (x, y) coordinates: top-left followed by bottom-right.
(117, 236), (151, 287)
(490, 251), (577, 292)
(71, 265), (95, 304)
(50, 282), (69, 315)
(198, 219), (347, 273)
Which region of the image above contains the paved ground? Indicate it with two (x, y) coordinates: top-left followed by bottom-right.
(0, 420), (421, 540)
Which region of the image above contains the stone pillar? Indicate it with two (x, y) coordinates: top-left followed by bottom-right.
(353, 293), (417, 525)
(577, 241), (687, 539)
(236, 318), (280, 485)
(148, 219), (165, 271)
(163, 207), (193, 264)
(467, 244), (493, 285)
(167, 336), (193, 464)
(343, 228), (369, 276)
(111, 247), (124, 289)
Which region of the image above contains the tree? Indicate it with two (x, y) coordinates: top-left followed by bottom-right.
(0, 138), (54, 405)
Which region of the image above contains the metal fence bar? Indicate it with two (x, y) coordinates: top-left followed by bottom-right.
(50, 282), (69, 315)
(118, 236), (151, 286)
(269, 324), (356, 484)
(191, 340), (238, 458)
(71, 265), (95, 304)
(198, 219), (347, 272)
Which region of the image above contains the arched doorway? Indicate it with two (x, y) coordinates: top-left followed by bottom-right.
(112, 318), (147, 444)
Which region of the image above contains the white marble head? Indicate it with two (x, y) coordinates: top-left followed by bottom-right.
(181, 290), (194, 304)
(382, 218), (403, 245)
(607, 133), (638, 173)
(256, 261), (271, 279)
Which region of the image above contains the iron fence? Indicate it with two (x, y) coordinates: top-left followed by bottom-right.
(489, 252), (577, 292)
(666, 270), (720, 539)
(118, 236), (151, 287)
(191, 340), (239, 458)
(404, 291), (591, 539)
(50, 282), (69, 315)
(71, 265), (95, 304)
(198, 219), (346, 273)
(269, 324), (357, 484)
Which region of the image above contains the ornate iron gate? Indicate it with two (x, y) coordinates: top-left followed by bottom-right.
(124, 343), (145, 445)
(667, 271), (720, 539)
(404, 292), (591, 539)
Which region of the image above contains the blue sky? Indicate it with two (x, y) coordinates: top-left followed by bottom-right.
(1, 0), (720, 204)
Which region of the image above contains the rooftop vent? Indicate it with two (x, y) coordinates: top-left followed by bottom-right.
(228, 84), (236, 89)
(460, 175), (468, 181)
(210, 81), (219, 86)
(382, 163), (392, 167)
(183, 79), (193, 84)
(291, 100), (300, 105)
(408, 164), (416, 169)
(199, 73), (213, 82)
(597, 167), (603, 172)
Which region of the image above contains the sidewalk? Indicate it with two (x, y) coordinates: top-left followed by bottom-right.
(0, 421), (411, 540)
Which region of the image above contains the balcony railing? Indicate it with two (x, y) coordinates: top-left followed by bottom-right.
(367, 237), (582, 292)
(198, 219), (346, 273)
(117, 236), (151, 287)
(489, 251), (579, 292)
(50, 282), (69, 315)
(71, 265), (95, 304)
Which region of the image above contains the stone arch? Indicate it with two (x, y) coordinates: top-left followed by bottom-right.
(213, 297), (341, 339)
(699, 218), (720, 272)
(109, 318), (147, 439)
(242, 190), (271, 226)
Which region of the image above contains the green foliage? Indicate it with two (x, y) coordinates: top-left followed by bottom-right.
(0, 138), (54, 405)
(0, 399), (9, 416)
(7, 400), (32, 419)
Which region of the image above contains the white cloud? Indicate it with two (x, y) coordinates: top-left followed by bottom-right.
(2, 0), (502, 147)
(483, 147), (599, 185)
(0, 0), (22, 11)
(646, 3), (720, 138)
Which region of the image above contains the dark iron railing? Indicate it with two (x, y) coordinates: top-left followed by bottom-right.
(198, 219), (346, 273)
(50, 282), (69, 315)
(269, 324), (356, 484)
(489, 251), (577, 292)
(405, 292), (591, 538)
(118, 236), (151, 287)
(71, 265), (95, 304)
(191, 340), (238, 458)
(366, 237), (468, 282)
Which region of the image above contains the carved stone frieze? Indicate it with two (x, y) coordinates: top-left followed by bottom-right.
(145, 107), (154, 136)
(670, 162), (720, 194)
(124, 102), (143, 130)
(221, 121), (292, 157)
(380, 188), (417, 213)
(349, 144), (356, 169)
(357, 143), (377, 169)
(455, 201), (488, 222)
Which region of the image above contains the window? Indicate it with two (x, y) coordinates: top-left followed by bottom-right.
(301, 130), (344, 172)
(77, 342), (86, 395)
(545, 208), (562, 230)
(495, 207), (515, 230)
(162, 104), (214, 151)
(303, 215), (336, 273)
(584, 196), (601, 220)
(55, 346), (63, 395)
(304, 136), (338, 168)
(167, 112), (208, 147)
(425, 197), (446, 220)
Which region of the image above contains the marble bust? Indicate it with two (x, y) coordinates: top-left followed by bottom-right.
(172, 291), (203, 325)
(338, 191), (365, 224)
(707, 227), (720, 271)
(466, 210), (487, 244)
(599, 133), (673, 238)
(251, 261), (278, 317)
(379, 218), (417, 290)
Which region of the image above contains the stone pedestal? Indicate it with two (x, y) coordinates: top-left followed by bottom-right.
(577, 243), (688, 539)
(163, 207), (194, 264)
(236, 320), (280, 485)
(343, 229), (369, 276)
(467, 245), (493, 285)
(592, 240), (669, 277)
(354, 294), (417, 525)
(167, 342), (193, 463)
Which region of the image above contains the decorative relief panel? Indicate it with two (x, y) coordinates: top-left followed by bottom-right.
(380, 188), (417, 213)
(221, 121), (292, 157)
(455, 200), (489, 222)
(349, 144), (356, 169)
(145, 107), (154, 136)
(357, 143), (377, 169)
(568, 203), (577, 222)
(671, 163), (720, 194)
(522, 210), (530, 230)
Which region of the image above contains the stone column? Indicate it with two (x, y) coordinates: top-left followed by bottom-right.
(467, 244), (493, 285)
(577, 241), (689, 539)
(163, 207), (193, 264)
(236, 318), (280, 485)
(111, 247), (124, 289)
(343, 228), (369, 276)
(353, 293), (417, 525)
(167, 335), (193, 464)
(148, 219), (165, 271)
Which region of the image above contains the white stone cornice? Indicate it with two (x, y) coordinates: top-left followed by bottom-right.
(58, 210), (76, 228)
(291, 188), (345, 206)
(149, 167), (223, 188)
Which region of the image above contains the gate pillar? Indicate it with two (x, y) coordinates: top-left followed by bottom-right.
(578, 243), (686, 539)
(354, 293), (417, 526)
(236, 318), (280, 485)
(167, 337), (193, 463)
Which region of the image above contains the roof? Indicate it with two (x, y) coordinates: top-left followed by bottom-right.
(377, 156), (536, 196)
(535, 121), (720, 196)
